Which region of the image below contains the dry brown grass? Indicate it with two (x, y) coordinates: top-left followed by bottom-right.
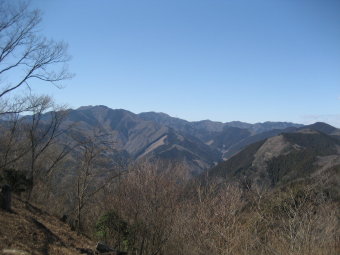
(0, 196), (94, 255)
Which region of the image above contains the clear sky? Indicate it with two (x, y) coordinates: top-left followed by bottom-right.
(28, 0), (340, 126)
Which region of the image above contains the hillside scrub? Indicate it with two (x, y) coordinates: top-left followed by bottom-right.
(71, 161), (339, 255)
(1, 139), (339, 255)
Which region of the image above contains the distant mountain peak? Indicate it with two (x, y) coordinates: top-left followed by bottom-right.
(300, 122), (338, 135)
(140, 111), (171, 117)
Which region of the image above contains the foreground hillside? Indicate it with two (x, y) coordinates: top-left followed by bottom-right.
(1, 171), (339, 255)
(0, 196), (94, 255)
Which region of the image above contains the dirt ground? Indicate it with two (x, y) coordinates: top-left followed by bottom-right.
(0, 196), (95, 255)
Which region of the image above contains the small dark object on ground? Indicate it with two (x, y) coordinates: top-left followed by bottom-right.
(95, 243), (127, 254)
(96, 242), (115, 253)
(60, 214), (68, 222)
(0, 185), (12, 212)
(76, 247), (95, 255)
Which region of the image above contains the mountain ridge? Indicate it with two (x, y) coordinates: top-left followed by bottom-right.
(10, 105), (340, 174)
(55, 106), (339, 174)
(208, 127), (340, 190)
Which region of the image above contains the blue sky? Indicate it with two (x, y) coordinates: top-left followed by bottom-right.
(28, 0), (340, 126)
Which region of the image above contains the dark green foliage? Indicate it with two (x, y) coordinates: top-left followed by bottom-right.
(265, 132), (340, 186)
(0, 169), (32, 194)
(95, 210), (130, 250)
(209, 130), (340, 190)
(283, 132), (339, 155)
(267, 149), (317, 186)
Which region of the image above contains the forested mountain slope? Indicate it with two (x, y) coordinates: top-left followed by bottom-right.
(209, 126), (340, 191)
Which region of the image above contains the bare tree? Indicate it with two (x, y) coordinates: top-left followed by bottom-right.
(0, 1), (72, 207)
(255, 184), (340, 255)
(20, 95), (71, 201)
(0, 104), (28, 169)
(103, 160), (188, 254)
(70, 130), (121, 233)
(0, 1), (72, 114)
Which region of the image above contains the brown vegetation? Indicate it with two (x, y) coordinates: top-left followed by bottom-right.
(0, 196), (94, 255)
(0, 2), (339, 255)
(81, 160), (339, 255)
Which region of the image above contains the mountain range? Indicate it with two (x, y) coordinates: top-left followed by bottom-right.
(50, 105), (338, 175)
(14, 105), (340, 178)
